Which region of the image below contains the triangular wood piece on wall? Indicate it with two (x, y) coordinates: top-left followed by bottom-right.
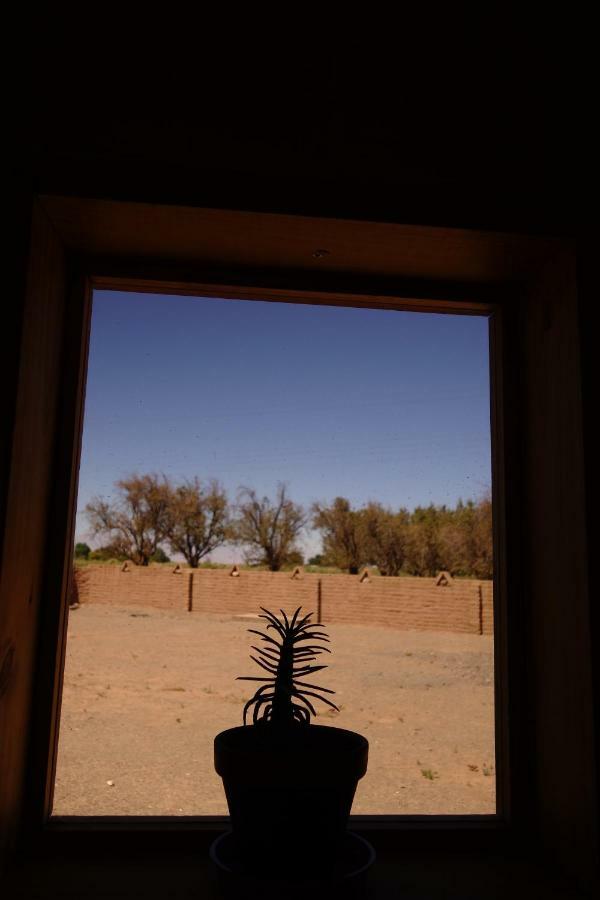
(359, 568), (370, 583)
(290, 566), (303, 580)
(121, 561), (130, 572)
(435, 571), (453, 586)
(172, 564), (182, 574)
(230, 564), (240, 577)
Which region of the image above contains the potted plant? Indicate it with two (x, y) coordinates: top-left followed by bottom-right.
(213, 606), (370, 884)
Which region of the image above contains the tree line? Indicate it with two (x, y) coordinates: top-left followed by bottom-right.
(312, 496), (492, 578)
(80, 473), (492, 578)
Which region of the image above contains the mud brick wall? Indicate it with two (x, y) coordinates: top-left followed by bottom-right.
(76, 566), (494, 636)
(75, 565), (183, 611)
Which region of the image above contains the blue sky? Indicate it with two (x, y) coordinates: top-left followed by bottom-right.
(75, 291), (491, 560)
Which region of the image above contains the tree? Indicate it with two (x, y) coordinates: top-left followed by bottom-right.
(363, 503), (410, 576)
(74, 542), (91, 559)
(406, 503), (453, 577)
(85, 473), (171, 566)
(447, 495), (492, 579)
(165, 477), (230, 567)
(307, 554), (325, 566)
(150, 547), (171, 564)
(233, 484), (307, 571)
(283, 550), (305, 568)
(428, 496), (493, 578)
(311, 497), (367, 574)
(404, 504), (449, 576)
(471, 495), (493, 579)
(88, 543), (129, 562)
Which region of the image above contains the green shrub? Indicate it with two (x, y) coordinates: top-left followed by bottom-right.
(150, 547), (171, 563)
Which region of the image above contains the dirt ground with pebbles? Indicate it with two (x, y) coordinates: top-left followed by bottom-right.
(53, 604), (496, 816)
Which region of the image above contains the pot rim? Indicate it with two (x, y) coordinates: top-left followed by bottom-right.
(214, 723), (369, 783)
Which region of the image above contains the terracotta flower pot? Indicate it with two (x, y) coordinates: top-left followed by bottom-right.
(214, 723), (368, 878)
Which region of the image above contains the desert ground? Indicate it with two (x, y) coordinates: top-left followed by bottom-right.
(53, 604), (495, 816)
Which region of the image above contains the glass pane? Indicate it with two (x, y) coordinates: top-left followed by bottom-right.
(54, 290), (495, 815)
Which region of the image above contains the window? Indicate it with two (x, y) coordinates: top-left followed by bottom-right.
(3, 196), (592, 889)
(54, 289), (496, 817)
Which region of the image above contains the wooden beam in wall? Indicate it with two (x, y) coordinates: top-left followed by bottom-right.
(520, 249), (596, 883)
(39, 195), (561, 287)
(0, 201), (67, 857)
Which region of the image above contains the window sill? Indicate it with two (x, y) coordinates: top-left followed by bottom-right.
(6, 836), (587, 899)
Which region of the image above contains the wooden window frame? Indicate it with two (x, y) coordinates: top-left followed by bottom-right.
(2, 195), (592, 879)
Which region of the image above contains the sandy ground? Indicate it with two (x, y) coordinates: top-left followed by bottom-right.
(53, 604), (495, 816)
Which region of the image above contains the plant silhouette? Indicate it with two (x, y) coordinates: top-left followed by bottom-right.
(237, 607), (339, 725)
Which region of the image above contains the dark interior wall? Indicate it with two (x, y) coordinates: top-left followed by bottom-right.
(5, 10), (597, 888)
(18, 10), (583, 231)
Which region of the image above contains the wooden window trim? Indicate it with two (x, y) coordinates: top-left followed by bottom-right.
(3, 195), (591, 880)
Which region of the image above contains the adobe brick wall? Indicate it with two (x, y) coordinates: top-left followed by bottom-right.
(75, 564), (183, 611)
(75, 566), (494, 636)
